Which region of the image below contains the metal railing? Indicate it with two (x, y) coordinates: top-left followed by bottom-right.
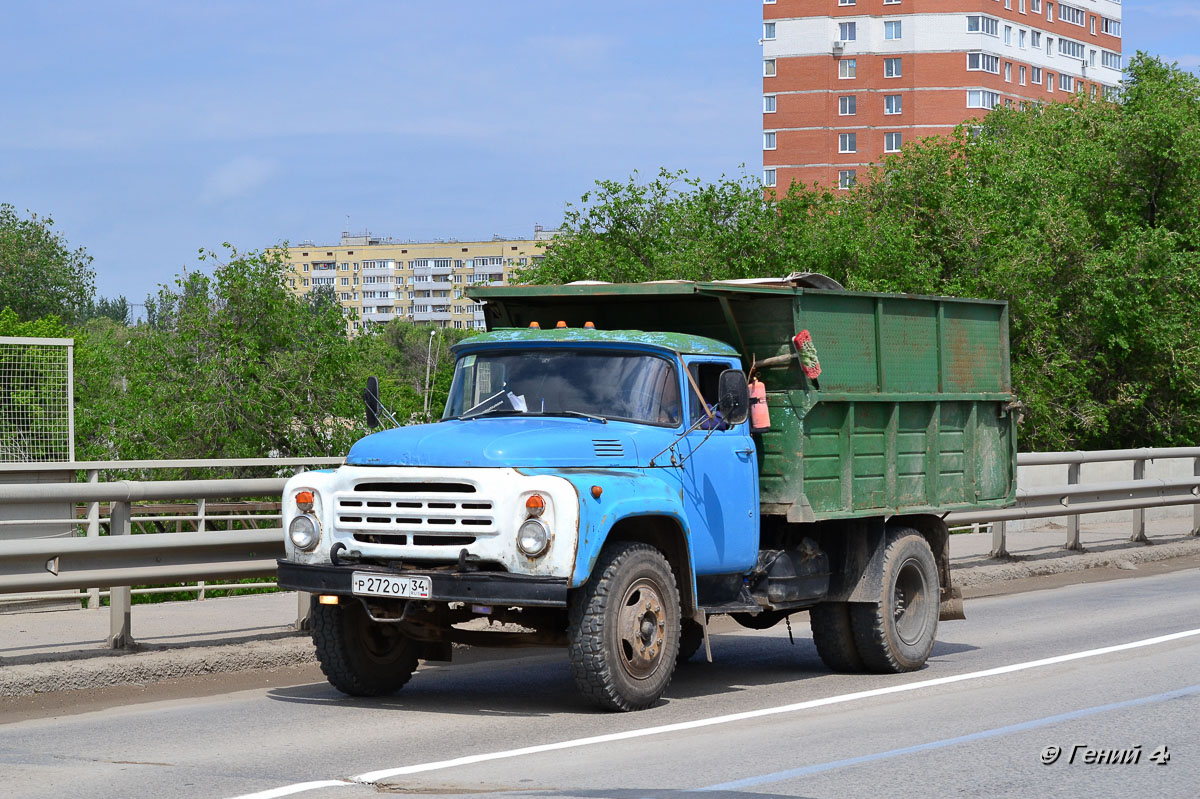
(945, 448), (1200, 557)
(0, 450), (1197, 648)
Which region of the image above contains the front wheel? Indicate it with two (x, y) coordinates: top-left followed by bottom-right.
(310, 598), (420, 696)
(850, 528), (940, 673)
(568, 542), (681, 711)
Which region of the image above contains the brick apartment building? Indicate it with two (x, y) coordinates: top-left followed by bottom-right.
(762, 0), (1124, 190)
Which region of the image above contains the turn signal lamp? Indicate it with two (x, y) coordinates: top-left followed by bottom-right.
(295, 490), (314, 512)
(525, 494), (546, 517)
(529, 321), (540, 328)
(591, 485), (603, 499)
(556, 320), (568, 328)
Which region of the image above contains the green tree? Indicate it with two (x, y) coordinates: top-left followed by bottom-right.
(0, 204), (95, 323)
(522, 54), (1200, 451)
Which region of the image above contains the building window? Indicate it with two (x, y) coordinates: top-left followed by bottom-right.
(838, 0), (855, 5)
(763, 131), (776, 150)
(967, 89), (1000, 108)
(1089, 49), (1097, 66)
(885, 94), (902, 114)
(967, 16), (999, 36)
(884, 132), (902, 153)
(885, 21), (902, 40)
(1005, 62), (1012, 82)
(763, 95), (776, 113)
(1004, 26), (1012, 46)
(764, 0), (776, 4)
(839, 59), (857, 79)
(302, 278), (310, 287)
(763, 22), (775, 40)
(839, 95), (857, 115)
(763, 169), (776, 187)
(341, 277), (350, 286)
(1090, 16), (1096, 36)
(1047, 3), (1054, 23)
(1031, 0), (1041, 12)
(1031, 31), (1041, 48)
(1102, 51), (1121, 70)
(1058, 3), (1085, 27)
(884, 58), (902, 78)
(839, 133), (857, 153)
(1102, 18), (1121, 37)
(1020, 65), (1027, 85)
(968, 52), (1000, 73)
(1058, 38), (1085, 60)
(838, 170), (857, 190)
(763, 59), (776, 77)
(1059, 73), (1075, 92)
(839, 22), (857, 42)
(1019, 29), (1026, 49)
(1047, 37), (1053, 56)
(1047, 72), (1055, 92)
(1032, 66), (1043, 84)
(884, 0), (900, 4)
(1020, 0), (1026, 13)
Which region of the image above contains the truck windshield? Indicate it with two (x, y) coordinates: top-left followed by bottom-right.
(443, 349), (682, 427)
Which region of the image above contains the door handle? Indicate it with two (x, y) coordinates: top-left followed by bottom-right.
(735, 448), (754, 456)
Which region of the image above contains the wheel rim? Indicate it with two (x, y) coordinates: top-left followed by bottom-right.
(615, 576), (668, 680)
(351, 606), (407, 664)
(892, 556), (931, 647)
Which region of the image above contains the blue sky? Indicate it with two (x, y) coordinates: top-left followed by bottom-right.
(1, 1), (1194, 305)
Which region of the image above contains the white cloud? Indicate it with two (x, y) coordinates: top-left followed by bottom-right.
(199, 156), (277, 203)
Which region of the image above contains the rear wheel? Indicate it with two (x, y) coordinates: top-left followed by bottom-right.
(850, 529), (940, 673)
(311, 598), (420, 696)
(809, 602), (864, 673)
(568, 542), (681, 711)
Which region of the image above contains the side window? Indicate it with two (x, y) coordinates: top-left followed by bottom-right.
(687, 361), (732, 430)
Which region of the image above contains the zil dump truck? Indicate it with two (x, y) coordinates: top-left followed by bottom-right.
(277, 275), (1017, 711)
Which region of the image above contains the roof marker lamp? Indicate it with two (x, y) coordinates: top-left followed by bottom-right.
(556, 320), (568, 328)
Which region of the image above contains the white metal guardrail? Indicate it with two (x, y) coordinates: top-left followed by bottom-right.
(945, 448), (1200, 557)
(0, 451), (1196, 647)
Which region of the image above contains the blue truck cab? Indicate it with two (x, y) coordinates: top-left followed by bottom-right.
(279, 278), (1015, 711)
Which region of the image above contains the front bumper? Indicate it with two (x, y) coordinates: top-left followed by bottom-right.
(277, 560), (568, 607)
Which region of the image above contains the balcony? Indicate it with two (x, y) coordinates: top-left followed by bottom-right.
(412, 310), (452, 322)
(362, 311), (395, 323)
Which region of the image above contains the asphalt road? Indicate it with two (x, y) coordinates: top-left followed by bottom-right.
(2, 569), (1198, 799)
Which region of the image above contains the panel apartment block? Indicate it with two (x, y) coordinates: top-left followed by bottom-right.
(762, 0), (1123, 190)
(282, 229), (552, 335)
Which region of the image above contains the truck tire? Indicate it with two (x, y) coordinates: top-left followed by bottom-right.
(310, 598), (420, 696)
(850, 529), (940, 673)
(678, 618), (704, 663)
(809, 603), (864, 673)
(567, 541), (681, 711)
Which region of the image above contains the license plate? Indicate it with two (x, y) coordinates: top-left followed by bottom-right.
(351, 572), (432, 599)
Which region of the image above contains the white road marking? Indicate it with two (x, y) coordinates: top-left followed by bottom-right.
(228, 780), (353, 799)
(226, 626), (1200, 798)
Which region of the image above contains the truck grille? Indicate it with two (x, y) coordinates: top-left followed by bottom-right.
(592, 439), (624, 457)
(335, 480), (496, 546)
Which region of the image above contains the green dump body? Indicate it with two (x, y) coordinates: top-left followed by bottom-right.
(470, 281), (1018, 523)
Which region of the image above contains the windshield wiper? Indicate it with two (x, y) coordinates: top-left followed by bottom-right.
(534, 410), (608, 424)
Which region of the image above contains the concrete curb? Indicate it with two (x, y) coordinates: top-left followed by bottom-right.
(952, 537), (1200, 588)
(0, 636), (317, 698)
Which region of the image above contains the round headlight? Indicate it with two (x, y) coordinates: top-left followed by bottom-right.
(517, 518), (550, 558)
(288, 514), (319, 551)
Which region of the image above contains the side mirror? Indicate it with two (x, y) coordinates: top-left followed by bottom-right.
(717, 369), (750, 426)
(364, 376), (381, 429)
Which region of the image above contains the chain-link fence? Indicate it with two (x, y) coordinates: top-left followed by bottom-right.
(0, 337), (74, 463)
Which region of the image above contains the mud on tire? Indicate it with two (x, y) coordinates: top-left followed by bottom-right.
(310, 598), (420, 696)
(567, 541), (681, 711)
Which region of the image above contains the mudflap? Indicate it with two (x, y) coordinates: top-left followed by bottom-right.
(939, 585), (965, 621)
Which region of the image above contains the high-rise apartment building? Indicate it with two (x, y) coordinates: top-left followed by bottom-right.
(762, 0), (1123, 190)
(282, 227), (554, 334)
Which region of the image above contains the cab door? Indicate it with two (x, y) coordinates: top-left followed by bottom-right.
(673, 356), (759, 575)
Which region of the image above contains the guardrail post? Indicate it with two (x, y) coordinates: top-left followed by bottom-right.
(1131, 458), (1148, 543)
(197, 498), (207, 600)
(1064, 462), (1082, 550)
(85, 469), (100, 609)
(989, 520), (1008, 558)
(107, 501), (134, 648)
(296, 591), (312, 631)
(1193, 457), (1200, 537)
